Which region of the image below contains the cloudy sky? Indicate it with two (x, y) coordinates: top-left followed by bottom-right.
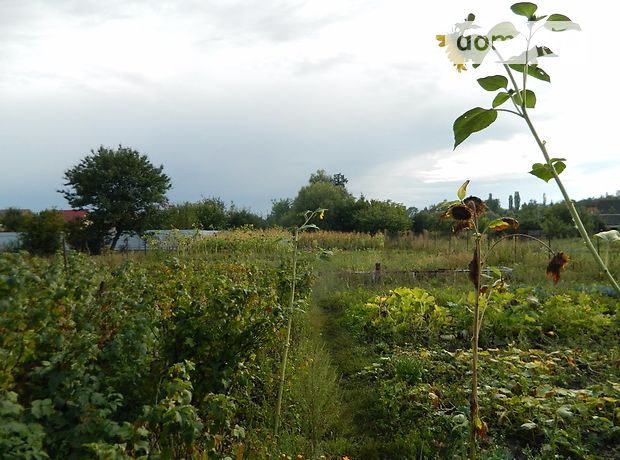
(1, 0), (618, 215)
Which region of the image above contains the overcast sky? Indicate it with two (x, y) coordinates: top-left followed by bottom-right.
(1, 0), (618, 215)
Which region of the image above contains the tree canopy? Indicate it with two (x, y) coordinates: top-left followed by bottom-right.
(60, 145), (171, 251)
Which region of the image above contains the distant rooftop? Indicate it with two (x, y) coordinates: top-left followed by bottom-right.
(61, 210), (87, 222)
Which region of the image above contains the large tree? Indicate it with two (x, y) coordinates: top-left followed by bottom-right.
(292, 179), (357, 231)
(60, 145), (171, 251)
(354, 199), (411, 234)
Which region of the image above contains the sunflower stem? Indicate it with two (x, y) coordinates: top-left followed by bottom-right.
(521, 108), (620, 296)
(274, 227), (299, 437)
(469, 232), (481, 460)
(499, 63), (620, 296)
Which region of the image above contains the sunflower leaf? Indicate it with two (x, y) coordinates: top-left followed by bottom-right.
(511, 2), (538, 19)
(492, 92), (511, 108)
(477, 75), (508, 91)
(453, 107), (498, 149)
(509, 64), (550, 82)
(457, 180), (470, 200)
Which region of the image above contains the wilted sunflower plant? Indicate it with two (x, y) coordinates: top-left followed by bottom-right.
(442, 180), (567, 460)
(438, 2), (620, 297)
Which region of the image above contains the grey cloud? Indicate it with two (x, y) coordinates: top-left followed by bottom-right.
(295, 54), (355, 75)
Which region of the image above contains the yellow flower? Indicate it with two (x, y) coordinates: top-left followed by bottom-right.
(454, 63), (467, 73)
(436, 34), (446, 47)
(319, 210), (325, 220)
(343, 456), (350, 460)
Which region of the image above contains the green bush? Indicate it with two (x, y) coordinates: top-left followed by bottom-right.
(0, 252), (306, 458)
(20, 210), (66, 256)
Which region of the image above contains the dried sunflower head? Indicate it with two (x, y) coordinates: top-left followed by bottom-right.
(445, 204), (472, 221)
(546, 252), (569, 285)
(442, 203), (474, 234)
(453, 219), (474, 234)
(463, 196), (487, 217)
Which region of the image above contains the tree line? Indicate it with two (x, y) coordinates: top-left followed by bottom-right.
(0, 146), (613, 255)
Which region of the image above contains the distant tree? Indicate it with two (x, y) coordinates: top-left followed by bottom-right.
(516, 201), (542, 234)
(331, 173), (348, 188)
(227, 205), (265, 229)
(154, 202), (202, 229)
(508, 195), (514, 211)
(485, 193), (502, 214)
(0, 208), (31, 232)
(514, 191), (521, 211)
(267, 198), (295, 228)
(410, 202), (452, 235)
(196, 198), (228, 229)
(21, 210), (66, 255)
(60, 145), (171, 251)
(292, 180), (356, 231)
(353, 199), (411, 234)
(542, 202), (602, 238)
(308, 169), (332, 184)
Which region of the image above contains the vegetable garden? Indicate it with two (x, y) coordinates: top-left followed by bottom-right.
(1, 227), (619, 459)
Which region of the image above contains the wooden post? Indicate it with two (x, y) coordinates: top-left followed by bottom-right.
(514, 236), (517, 264)
(373, 262), (382, 283)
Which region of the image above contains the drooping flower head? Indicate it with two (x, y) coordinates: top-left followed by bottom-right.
(442, 195), (487, 234)
(546, 252), (569, 285)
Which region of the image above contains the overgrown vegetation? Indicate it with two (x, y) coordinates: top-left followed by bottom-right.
(1, 228), (618, 458)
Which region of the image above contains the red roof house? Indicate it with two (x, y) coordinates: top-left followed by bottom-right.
(61, 210), (87, 222)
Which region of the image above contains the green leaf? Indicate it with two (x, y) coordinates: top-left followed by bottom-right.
(509, 64), (550, 82)
(514, 89), (536, 108)
(453, 107), (498, 149)
(529, 159), (566, 182)
(492, 92), (511, 108)
(556, 405), (574, 418)
(477, 75), (508, 91)
(510, 2), (538, 19)
(467, 13), (476, 22)
(457, 180), (470, 200)
(545, 14), (581, 32)
(521, 421), (538, 430)
(31, 399), (54, 419)
(511, 2), (537, 19)
(530, 163), (552, 182)
(548, 13), (571, 21)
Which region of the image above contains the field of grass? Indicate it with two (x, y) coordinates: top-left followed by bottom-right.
(1, 231), (619, 459)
